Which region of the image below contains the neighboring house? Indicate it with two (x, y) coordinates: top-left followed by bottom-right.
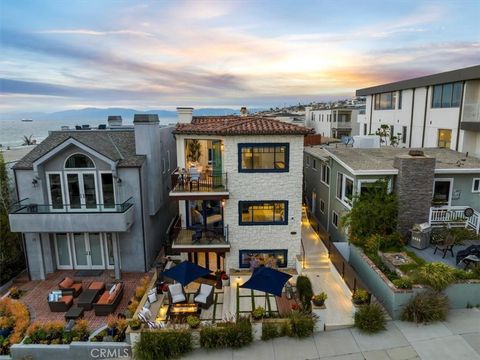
(304, 146), (480, 242)
(305, 107), (361, 139)
(169, 108), (312, 272)
(356, 65), (480, 154)
(8, 115), (177, 280)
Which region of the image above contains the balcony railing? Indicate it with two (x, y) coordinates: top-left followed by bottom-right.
(170, 217), (230, 249)
(10, 197), (134, 214)
(170, 168), (228, 194)
(429, 206), (480, 234)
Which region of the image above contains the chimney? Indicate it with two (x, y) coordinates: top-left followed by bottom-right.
(240, 107), (248, 117)
(108, 115), (123, 127)
(177, 107), (193, 124)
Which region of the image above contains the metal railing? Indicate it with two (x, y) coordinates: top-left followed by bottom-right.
(170, 168), (228, 193)
(9, 197), (134, 214)
(170, 216), (229, 246)
(429, 206), (480, 234)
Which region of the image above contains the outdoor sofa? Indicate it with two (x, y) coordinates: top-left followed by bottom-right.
(93, 283), (124, 316)
(48, 292), (74, 312)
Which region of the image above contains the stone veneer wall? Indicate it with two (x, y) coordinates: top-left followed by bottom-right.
(393, 153), (436, 236)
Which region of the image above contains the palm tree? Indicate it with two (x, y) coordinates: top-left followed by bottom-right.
(22, 135), (34, 146)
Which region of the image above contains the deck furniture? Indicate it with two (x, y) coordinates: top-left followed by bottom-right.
(434, 236), (455, 258)
(48, 293), (74, 312)
(194, 284), (214, 309)
(461, 254), (480, 269)
(77, 289), (99, 310)
(58, 277), (83, 297)
(93, 283), (124, 316)
(167, 283), (186, 304)
(457, 245), (480, 266)
(65, 306), (84, 321)
(168, 303), (199, 322)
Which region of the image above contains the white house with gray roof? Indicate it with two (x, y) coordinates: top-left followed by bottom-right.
(304, 146), (480, 242)
(356, 65), (480, 155)
(8, 115), (176, 280)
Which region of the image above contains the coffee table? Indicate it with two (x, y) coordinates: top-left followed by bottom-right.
(77, 289), (100, 310)
(169, 303), (200, 322)
(65, 306), (84, 321)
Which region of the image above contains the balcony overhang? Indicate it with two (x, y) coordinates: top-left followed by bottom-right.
(169, 191), (229, 200)
(171, 244), (231, 252)
(9, 206), (135, 233)
(460, 122), (480, 132)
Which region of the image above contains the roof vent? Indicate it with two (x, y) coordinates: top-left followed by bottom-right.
(108, 116), (123, 127)
(408, 150), (424, 157)
(240, 107), (248, 117)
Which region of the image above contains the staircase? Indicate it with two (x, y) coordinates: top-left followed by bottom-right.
(304, 250), (330, 271)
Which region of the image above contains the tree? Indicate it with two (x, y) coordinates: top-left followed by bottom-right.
(375, 125), (399, 147)
(342, 179), (398, 247)
(0, 153), (25, 285)
(186, 139), (202, 163)
(22, 135), (35, 146)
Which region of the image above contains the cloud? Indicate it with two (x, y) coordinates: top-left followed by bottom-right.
(38, 29), (153, 37)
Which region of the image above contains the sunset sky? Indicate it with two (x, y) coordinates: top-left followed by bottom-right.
(1, 0), (479, 113)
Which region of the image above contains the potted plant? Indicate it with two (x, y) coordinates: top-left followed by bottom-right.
(129, 319), (142, 331)
(221, 273), (230, 287)
(352, 289), (369, 306)
(251, 306), (266, 321)
(186, 315), (201, 329)
(0, 316), (14, 338)
(312, 292), (328, 307)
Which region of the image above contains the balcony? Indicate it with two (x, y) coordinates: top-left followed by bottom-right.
(9, 198), (135, 233)
(461, 103), (480, 132)
(169, 168), (229, 200)
(170, 218), (230, 251)
(429, 206), (480, 234)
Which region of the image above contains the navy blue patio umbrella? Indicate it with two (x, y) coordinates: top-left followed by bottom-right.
(162, 261), (211, 286)
(240, 267), (292, 297)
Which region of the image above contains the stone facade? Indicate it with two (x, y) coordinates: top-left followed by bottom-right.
(393, 153), (436, 236)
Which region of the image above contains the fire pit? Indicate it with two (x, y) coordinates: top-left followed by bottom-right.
(380, 252), (415, 276)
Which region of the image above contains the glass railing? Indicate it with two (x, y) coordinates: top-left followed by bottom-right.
(10, 197), (134, 214)
(170, 169), (228, 193)
(462, 103), (480, 123)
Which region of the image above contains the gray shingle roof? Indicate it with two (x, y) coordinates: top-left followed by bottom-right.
(13, 130), (146, 169)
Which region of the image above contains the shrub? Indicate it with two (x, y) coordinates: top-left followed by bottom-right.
(352, 289), (369, 305)
(401, 292), (449, 324)
(381, 232), (405, 252)
(8, 287), (22, 300)
(364, 234), (382, 255)
(392, 277), (413, 289)
(73, 320), (89, 341)
(285, 311), (315, 338)
(128, 299), (140, 315)
(261, 322), (281, 341)
(0, 298), (29, 355)
(414, 263), (456, 291)
(27, 321), (66, 344)
(186, 315), (200, 329)
(354, 303), (386, 333)
(200, 317), (252, 349)
(296, 276), (314, 312)
(251, 306), (266, 320)
(133, 329), (192, 360)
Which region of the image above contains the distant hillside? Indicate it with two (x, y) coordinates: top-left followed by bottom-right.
(0, 107), (266, 122)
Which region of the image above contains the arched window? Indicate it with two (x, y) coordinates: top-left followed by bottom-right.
(65, 154), (95, 168)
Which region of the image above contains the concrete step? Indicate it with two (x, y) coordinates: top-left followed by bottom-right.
(325, 322), (355, 331)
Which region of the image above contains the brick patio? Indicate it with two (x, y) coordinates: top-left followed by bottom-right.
(12, 270), (152, 331)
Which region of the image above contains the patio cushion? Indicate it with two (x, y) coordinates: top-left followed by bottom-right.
(108, 284), (122, 303)
(97, 291), (110, 305)
(194, 293), (207, 304)
(71, 283), (82, 292)
(169, 283), (186, 303)
(60, 277), (74, 289)
(199, 284), (213, 295)
(171, 293), (186, 303)
(60, 295), (73, 305)
(89, 281), (105, 290)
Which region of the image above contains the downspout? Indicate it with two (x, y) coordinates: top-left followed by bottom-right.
(421, 86), (429, 147)
(138, 167), (147, 272)
(408, 88), (415, 147)
(455, 81), (466, 151)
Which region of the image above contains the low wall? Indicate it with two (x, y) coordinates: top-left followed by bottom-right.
(348, 245), (480, 319)
(10, 341), (131, 360)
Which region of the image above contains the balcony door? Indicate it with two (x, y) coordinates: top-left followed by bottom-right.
(212, 140), (223, 188)
(72, 232), (105, 269)
(64, 171), (99, 210)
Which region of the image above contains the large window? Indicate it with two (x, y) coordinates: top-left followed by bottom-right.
(239, 201), (287, 225)
(433, 179), (452, 206)
(100, 173), (115, 208)
(65, 154), (95, 168)
(432, 82), (462, 108)
(238, 143), (289, 172)
(332, 211), (339, 228)
(48, 173), (64, 209)
(336, 172), (354, 206)
(438, 129), (452, 148)
(239, 249), (287, 268)
(321, 164), (330, 186)
(374, 92), (396, 110)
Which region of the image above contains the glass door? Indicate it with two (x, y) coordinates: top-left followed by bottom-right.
(82, 173), (98, 209)
(73, 233), (89, 269)
(88, 233), (105, 269)
(66, 173), (82, 209)
(212, 140), (222, 188)
(65, 172), (99, 210)
(72, 232), (105, 269)
(54, 233), (72, 269)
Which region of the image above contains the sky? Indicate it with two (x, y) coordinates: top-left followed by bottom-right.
(0, 0), (479, 113)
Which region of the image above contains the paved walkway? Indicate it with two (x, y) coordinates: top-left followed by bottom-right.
(182, 308), (480, 360)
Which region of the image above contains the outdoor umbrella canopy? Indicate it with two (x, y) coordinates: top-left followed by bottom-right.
(162, 261), (211, 286)
(240, 267), (292, 297)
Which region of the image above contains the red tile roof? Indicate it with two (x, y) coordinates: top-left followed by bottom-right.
(173, 116), (313, 136)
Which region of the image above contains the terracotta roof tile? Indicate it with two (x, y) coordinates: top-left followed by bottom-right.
(173, 116), (313, 136)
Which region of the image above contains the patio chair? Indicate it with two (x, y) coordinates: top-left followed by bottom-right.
(194, 284), (214, 309)
(167, 283), (186, 304)
(434, 235), (455, 258)
(189, 167), (201, 191)
(58, 277), (83, 297)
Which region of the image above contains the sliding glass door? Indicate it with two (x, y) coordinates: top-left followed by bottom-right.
(64, 172), (99, 210)
(72, 233), (105, 269)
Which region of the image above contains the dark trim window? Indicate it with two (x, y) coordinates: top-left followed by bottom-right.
(321, 164), (330, 185)
(332, 211), (339, 228)
(65, 154), (95, 168)
(472, 178), (480, 193)
(320, 199), (325, 213)
(238, 143), (289, 172)
(398, 90), (402, 109)
(432, 82), (462, 108)
(239, 200), (288, 225)
(336, 172), (354, 207)
(313, 159), (317, 170)
(402, 126), (407, 143)
(239, 249), (288, 268)
(374, 92), (396, 110)
(364, 123), (368, 135)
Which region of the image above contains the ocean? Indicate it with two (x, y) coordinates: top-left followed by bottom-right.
(0, 118), (177, 148)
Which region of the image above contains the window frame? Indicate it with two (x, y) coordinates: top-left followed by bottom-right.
(431, 82), (463, 108)
(437, 129), (452, 148)
(64, 153), (95, 169)
(239, 249), (288, 268)
(46, 171), (65, 211)
(238, 200), (288, 226)
(319, 199), (325, 214)
(238, 143), (290, 173)
(374, 92), (396, 110)
(402, 126), (407, 144)
(336, 172), (354, 208)
(332, 211), (339, 228)
(99, 171), (116, 209)
(312, 159), (317, 171)
(320, 164), (330, 186)
(472, 178), (480, 193)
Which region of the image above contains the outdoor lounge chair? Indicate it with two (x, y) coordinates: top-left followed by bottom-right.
(58, 277), (83, 297)
(48, 293), (74, 312)
(194, 283), (214, 309)
(93, 283), (124, 316)
(434, 236), (455, 258)
(167, 283), (186, 304)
